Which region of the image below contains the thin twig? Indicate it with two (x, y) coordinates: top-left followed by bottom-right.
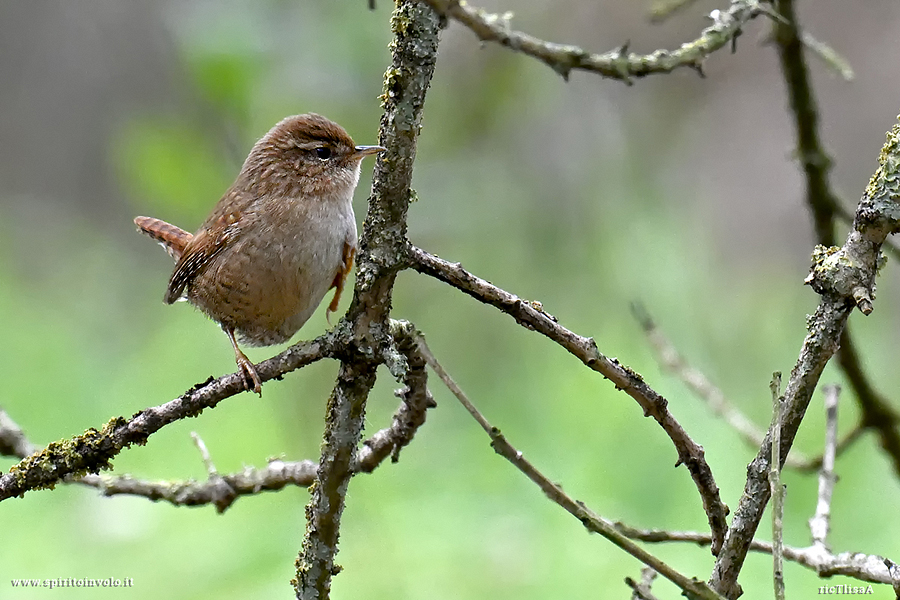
(410, 245), (729, 554)
(416, 337), (726, 600)
(799, 30), (853, 81)
(633, 304), (863, 471)
(354, 320), (437, 471)
(625, 567), (660, 600)
(78, 459), (317, 513)
(421, 0), (764, 82)
(616, 524), (899, 586)
(0, 408), (37, 459)
(768, 373), (785, 600)
(809, 384), (839, 548)
(191, 432), (217, 478)
(633, 301), (764, 449)
(756, 3), (853, 80)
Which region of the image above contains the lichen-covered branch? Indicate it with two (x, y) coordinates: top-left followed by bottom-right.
(409, 244), (729, 554)
(0, 335), (338, 502)
(292, 3), (441, 599)
(76, 379), (434, 511)
(421, 0), (763, 82)
(0, 381), (431, 512)
(709, 117), (900, 599)
(772, 0), (900, 480)
(354, 320), (436, 472)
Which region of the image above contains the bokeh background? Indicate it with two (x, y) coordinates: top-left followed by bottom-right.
(2, 1), (900, 598)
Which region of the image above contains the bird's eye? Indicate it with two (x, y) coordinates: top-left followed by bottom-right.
(315, 147), (332, 160)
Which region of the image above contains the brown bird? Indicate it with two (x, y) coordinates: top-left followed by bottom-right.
(135, 114), (384, 395)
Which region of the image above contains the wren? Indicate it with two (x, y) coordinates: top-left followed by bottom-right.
(135, 114), (384, 395)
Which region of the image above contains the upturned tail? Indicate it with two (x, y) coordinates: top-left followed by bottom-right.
(134, 216), (192, 261)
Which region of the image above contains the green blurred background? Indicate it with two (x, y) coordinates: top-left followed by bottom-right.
(2, 1), (899, 598)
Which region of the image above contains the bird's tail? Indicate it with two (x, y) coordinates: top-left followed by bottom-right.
(134, 216), (192, 261)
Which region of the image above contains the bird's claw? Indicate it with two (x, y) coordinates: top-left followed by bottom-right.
(236, 354), (262, 396)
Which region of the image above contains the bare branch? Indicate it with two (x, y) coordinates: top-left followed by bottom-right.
(634, 305), (865, 472)
(3, 364), (433, 513)
(410, 244), (729, 553)
(709, 118), (900, 598)
(421, 0), (763, 82)
(785, 422), (864, 472)
(78, 459), (318, 513)
(0, 335), (338, 502)
(417, 337), (726, 600)
(354, 320), (437, 472)
(809, 384), (839, 548)
(634, 305), (783, 452)
(293, 3), (441, 598)
(625, 567), (661, 600)
(768, 373), (786, 600)
(617, 524), (898, 587)
(771, 0), (900, 479)
(191, 432), (218, 478)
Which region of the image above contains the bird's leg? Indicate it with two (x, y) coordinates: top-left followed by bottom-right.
(327, 243), (356, 323)
(224, 327), (262, 396)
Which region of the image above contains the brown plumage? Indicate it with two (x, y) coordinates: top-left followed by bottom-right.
(134, 114), (383, 395)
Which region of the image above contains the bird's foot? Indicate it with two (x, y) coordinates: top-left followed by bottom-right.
(235, 352), (262, 396)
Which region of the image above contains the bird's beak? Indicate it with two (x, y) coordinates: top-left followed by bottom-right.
(353, 145), (386, 159)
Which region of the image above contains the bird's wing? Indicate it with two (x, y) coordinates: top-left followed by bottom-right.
(164, 197), (246, 304)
